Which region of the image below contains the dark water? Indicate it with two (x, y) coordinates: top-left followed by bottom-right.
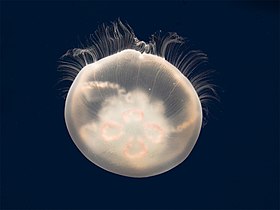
(1, 1), (279, 209)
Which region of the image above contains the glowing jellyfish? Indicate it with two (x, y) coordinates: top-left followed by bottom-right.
(59, 20), (217, 178)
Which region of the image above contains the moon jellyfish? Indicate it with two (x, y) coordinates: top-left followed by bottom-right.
(59, 20), (217, 178)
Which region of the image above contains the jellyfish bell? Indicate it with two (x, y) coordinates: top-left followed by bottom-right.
(59, 20), (217, 178)
(65, 50), (202, 177)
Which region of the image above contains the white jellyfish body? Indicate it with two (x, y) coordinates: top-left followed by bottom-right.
(60, 20), (216, 177)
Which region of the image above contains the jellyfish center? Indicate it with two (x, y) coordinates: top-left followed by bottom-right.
(96, 88), (169, 161)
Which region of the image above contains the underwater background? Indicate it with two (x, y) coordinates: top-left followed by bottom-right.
(1, 1), (279, 209)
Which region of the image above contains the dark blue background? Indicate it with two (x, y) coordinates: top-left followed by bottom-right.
(1, 1), (279, 209)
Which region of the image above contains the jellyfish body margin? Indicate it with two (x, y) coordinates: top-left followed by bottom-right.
(58, 20), (218, 178)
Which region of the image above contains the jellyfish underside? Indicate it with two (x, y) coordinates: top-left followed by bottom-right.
(65, 49), (202, 177)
